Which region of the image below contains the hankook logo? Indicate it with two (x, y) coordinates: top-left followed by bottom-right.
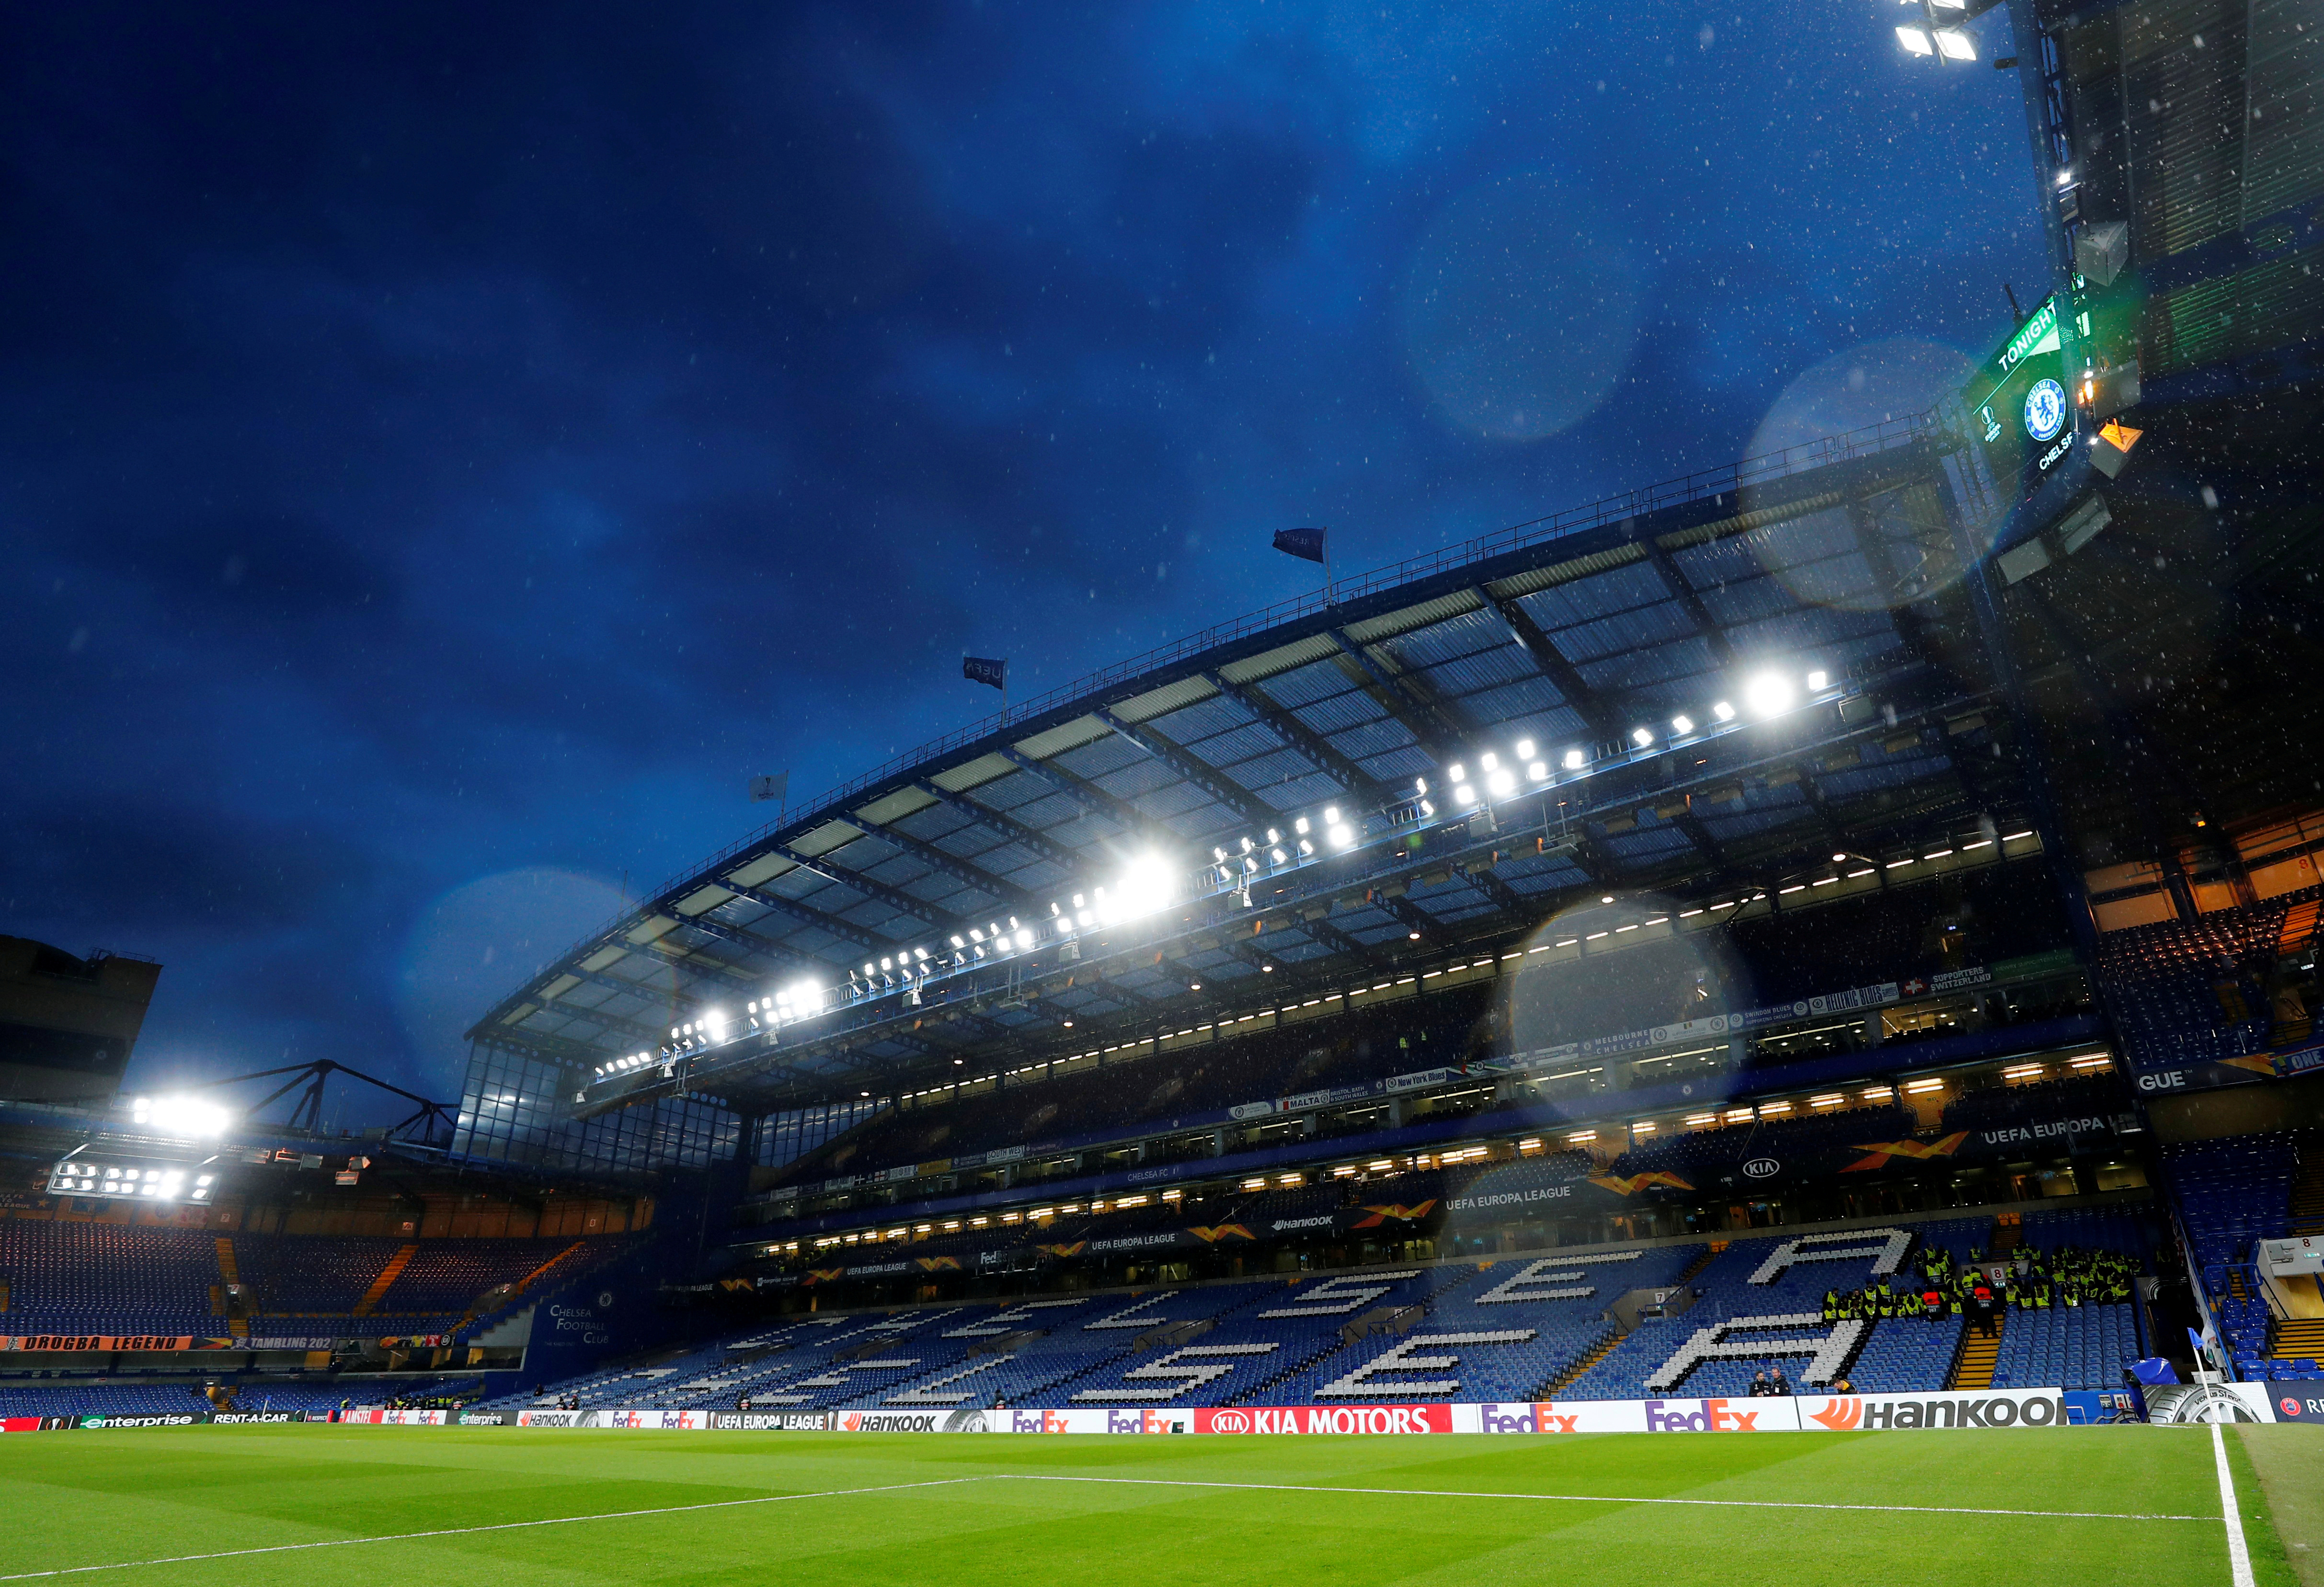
(1742, 1158), (1780, 1179)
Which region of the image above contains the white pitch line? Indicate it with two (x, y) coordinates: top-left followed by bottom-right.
(2210, 1422), (2257, 1587)
(0, 1478), (982, 1581)
(1004, 1473), (2219, 1523)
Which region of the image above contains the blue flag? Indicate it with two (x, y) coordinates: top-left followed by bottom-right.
(1272, 526), (1327, 564)
(962, 655), (1007, 691)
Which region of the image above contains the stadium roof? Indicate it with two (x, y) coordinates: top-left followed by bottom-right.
(470, 412), (2042, 1117)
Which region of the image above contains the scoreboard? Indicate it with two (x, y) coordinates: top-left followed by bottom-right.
(1960, 289), (2083, 490)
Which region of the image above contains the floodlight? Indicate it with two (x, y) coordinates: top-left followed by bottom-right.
(1455, 785), (1477, 805)
(1807, 669), (1829, 689)
(1671, 714), (1694, 734)
(1486, 767), (1515, 797)
(1478, 755), (1497, 773)
(1324, 806), (1340, 823)
(1933, 26), (1975, 57)
(1527, 761), (1548, 781)
(1897, 24), (1935, 54)
(1115, 852), (1177, 917)
(129, 1095), (232, 1139)
(1448, 763), (1466, 782)
(1630, 727), (1653, 747)
(1712, 701), (1736, 720)
(1271, 846), (1287, 862)
(1744, 671), (1797, 716)
(1563, 748), (1586, 770)
(1328, 822), (1354, 848)
(1414, 777), (1429, 795)
(1265, 828), (1281, 844)
(1514, 739), (1535, 760)
(950, 935), (965, 948)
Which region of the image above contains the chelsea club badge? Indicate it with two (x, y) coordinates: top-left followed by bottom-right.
(2023, 377), (2067, 443)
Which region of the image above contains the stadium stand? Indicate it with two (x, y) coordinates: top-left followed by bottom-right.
(1936, 1071), (2133, 1137)
(1276, 1246), (1703, 1404)
(2096, 903), (2289, 1073)
(0, 1222), (226, 1337)
(2162, 1132), (2305, 1362)
(1603, 1104), (1919, 1183)
(773, 998), (1492, 1192)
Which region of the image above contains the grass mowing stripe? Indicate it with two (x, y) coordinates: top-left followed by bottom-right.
(2212, 1423), (2257, 1587)
(0, 1477), (981, 1581)
(1004, 1473), (2218, 1522)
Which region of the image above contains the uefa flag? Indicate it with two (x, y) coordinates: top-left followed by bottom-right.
(1272, 526), (1327, 564)
(962, 656), (1007, 690)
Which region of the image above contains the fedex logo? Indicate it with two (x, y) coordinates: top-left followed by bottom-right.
(1477, 1403), (1581, 1434)
(1644, 1398), (1760, 1432)
(1105, 1409), (1189, 1434)
(1006, 1410), (1070, 1434)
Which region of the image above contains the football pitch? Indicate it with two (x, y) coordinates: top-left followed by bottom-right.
(0, 1425), (2314, 1587)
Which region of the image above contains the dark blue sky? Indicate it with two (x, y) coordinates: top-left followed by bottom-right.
(0, 2), (2049, 1117)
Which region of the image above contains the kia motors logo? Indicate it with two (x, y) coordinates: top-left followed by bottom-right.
(1209, 1409), (1252, 1433)
(1742, 1158), (1779, 1179)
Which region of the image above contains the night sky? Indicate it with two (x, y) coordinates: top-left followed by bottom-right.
(0, 2), (2051, 1117)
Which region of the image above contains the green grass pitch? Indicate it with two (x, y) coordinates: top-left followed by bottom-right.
(0, 1424), (2310, 1586)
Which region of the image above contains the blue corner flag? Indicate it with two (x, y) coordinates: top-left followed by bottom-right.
(1272, 526), (1328, 565)
(963, 655), (1007, 691)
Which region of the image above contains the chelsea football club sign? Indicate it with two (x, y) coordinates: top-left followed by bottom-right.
(2023, 377), (2067, 443)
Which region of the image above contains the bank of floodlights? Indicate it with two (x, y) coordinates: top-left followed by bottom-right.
(1893, 0), (2005, 61)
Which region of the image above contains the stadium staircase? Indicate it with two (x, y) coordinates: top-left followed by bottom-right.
(213, 1236), (249, 1338)
(352, 1244), (419, 1318)
(1948, 1315), (2002, 1389)
(2270, 1316), (2324, 1362)
(1541, 1334), (1622, 1397)
(2279, 894), (2322, 948)
(1531, 1242), (1717, 1397)
(1675, 1244), (1722, 1283)
(450, 1240), (589, 1336)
